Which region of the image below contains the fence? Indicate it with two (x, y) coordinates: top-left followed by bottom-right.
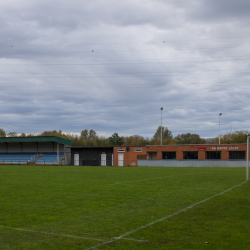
(71, 159), (138, 166)
(137, 159), (247, 167)
(2, 159), (245, 167)
(0, 159), (28, 165)
(71, 159), (247, 167)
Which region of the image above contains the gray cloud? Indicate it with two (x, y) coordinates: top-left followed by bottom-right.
(190, 0), (250, 21)
(0, 0), (249, 138)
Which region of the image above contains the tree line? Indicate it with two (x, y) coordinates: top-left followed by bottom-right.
(0, 127), (248, 146)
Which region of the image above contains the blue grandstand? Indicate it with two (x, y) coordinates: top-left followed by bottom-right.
(0, 136), (72, 165)
(0, 152), (37, 164)
(36, 152), (64, 164)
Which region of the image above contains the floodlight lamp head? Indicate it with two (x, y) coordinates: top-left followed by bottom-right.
(161, 107), (163, 111)
(219, 113), (222, 116)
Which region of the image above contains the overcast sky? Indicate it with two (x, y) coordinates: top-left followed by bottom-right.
(0, 0), (249, 139)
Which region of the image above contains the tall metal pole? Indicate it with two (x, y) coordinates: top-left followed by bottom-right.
(219, 113), (222, 144)
(247, 135), (249, 181)
(57, 143), (59, 165)
(161, 107), (163, 145)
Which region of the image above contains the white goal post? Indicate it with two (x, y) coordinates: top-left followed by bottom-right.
(247, 135), (249, 181)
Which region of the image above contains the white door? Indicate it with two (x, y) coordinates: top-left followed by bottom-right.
(118, 153), (124, 166)
(101, 153), (106, 166)
(74, 154), (79, 166)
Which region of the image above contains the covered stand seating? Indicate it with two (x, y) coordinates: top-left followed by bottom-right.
(0, 136), (72, 165)
(0, 152), (37, 164)
(36, 152), (64, 164)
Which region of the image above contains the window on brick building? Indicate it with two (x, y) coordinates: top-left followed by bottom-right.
(162, 152), (176, 159)
(229, 151), (245, 159)
(183, 151), (198, 159)
(134, 148), (142, 152)
(206, 151), (221, 159)
(117, 149), (125, 152)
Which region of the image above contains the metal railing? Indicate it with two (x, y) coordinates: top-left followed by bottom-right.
(0, 159), (27, 165)
(71, 159), (138, 167)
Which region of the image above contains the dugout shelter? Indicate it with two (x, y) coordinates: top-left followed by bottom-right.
(71, 146), (113, 166)
(0, 136), (72, 165)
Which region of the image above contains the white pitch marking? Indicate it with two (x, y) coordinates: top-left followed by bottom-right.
(122, 237), (148, 242)
(0, 225), (146, 243)
(83, 180), (247, 250)
(118, 180), (247, 239)
(0, 226), (105, 242)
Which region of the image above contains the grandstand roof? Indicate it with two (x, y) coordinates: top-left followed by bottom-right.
(0, 136), (72, 146)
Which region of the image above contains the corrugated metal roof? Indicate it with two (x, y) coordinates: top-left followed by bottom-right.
(0, 136), (72, 146)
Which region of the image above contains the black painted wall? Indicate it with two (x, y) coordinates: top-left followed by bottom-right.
(70, 147), (113, 166)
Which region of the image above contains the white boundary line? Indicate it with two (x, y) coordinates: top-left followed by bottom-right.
(0, 226), (105, 242)
(122, 237), (148, 242)
(84, 180), (247, 250)
(0, 226), (146, 243)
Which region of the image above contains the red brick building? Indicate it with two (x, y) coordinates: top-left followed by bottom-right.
(113, 144), (248, 166)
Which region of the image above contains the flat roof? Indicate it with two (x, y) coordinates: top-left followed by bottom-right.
(0, 136), (72, 146)
(71, 146), (113, 149)
(145, 144), (247, 146)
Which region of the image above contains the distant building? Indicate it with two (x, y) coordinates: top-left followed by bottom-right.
(113, 144), (248, 167)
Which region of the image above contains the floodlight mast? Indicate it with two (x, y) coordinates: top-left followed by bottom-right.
(219, 113), (222, 144)
(161, 107), (163, 145)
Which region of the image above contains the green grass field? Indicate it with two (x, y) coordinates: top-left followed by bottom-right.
(0, 165), (249, 250)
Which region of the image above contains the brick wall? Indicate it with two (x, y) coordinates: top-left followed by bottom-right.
(114, 144), (248, 166)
